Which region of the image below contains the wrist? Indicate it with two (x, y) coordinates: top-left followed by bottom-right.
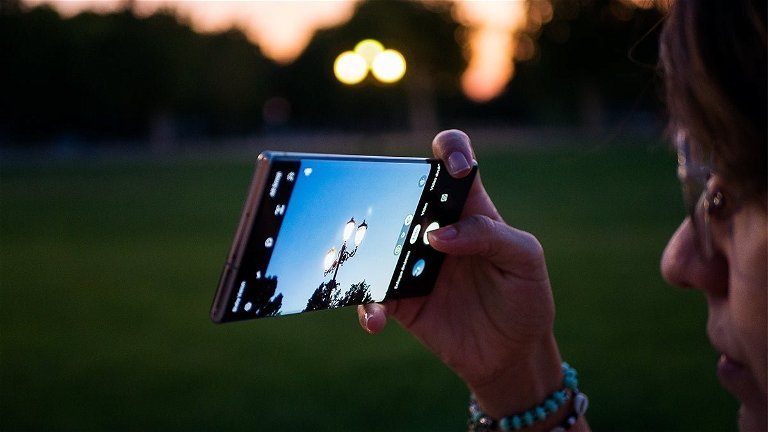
(468, 360), (589, 432)
(468, 333), (563, 419)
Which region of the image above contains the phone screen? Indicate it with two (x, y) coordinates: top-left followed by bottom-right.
(211, 152), (476, 323)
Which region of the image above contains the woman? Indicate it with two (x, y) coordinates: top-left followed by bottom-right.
(357, 1), (766, 430)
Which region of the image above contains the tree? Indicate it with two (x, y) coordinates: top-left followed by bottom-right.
(331, 280), (373, 308)
(304, 280), (337, 312)
(279, 0), (465, 130)
(256, 293), (283, 318)
(0, 4), (275, 144)
(250, 276), (283, 318)
(0, 0), (22, 14)
(501, 0), (665, 126)
(303, 279), (373, 312)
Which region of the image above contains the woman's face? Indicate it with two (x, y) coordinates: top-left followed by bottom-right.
(661, 173), (767, 430)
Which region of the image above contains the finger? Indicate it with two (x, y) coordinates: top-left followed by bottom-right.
(462, 173), (503, 221)
(432, 129), (476, 178)
(356, 303), (389, 334)
(427, 215), (549, 282)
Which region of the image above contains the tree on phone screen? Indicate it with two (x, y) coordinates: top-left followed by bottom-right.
(304, 280), (373, 311)
(251, 276), (283, 317)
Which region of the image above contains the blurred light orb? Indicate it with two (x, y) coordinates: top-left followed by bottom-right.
(354, 39), (384, 64)
(334, 51), (368, 85)
(371, 49), (406, 83)
(335, 40), (406, 85)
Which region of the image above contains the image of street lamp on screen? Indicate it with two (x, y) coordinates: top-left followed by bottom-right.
(211, 152), (476, 323)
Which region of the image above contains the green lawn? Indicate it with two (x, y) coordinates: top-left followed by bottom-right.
(0, 138), (737, 431)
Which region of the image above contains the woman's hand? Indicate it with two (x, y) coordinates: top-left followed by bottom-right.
(357, 130), (563, 418)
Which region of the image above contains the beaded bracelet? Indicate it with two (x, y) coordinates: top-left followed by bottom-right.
(467, 363), (589, 432)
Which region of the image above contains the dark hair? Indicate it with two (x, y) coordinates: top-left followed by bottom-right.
(660, 0), (767, 202)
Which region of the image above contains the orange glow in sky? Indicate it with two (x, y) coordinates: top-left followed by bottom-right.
(24, 0), (537, 102)
(24, 0), (358, 64)
(166, 1), (358, 64)
(453, 1), (530, 102)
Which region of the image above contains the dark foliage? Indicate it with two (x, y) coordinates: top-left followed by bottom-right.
(304, 280), (337, 312)
(331, 280), (374, 308)
(304, 279), (373, 312)
(0, 0), (665, 145)
(475, 0), (666, 126)
(252, 276), (283, 317)
(0, 4), (271, 143)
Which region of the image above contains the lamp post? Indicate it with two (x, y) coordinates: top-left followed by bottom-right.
(323, 217), (368, 286)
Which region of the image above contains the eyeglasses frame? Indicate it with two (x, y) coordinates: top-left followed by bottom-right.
(675, 131), (721, 259)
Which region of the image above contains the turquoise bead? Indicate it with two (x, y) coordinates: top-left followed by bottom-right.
(545, 398), (559, 412)
(499, 417), (511, 431)
(468, 362), (584, 432)
(564, 375), (578, 389)
(522, 411), (534, 427)
(553, 390), (567, 404)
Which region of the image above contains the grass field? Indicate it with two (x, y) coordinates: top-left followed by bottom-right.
(1, 136), (737, 431)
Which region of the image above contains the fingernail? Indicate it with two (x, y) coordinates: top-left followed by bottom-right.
(447, 152), (471, 176)
(430, 226), (458, 242)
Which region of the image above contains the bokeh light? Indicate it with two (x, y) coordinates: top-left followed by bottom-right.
(354, 39), (384, 64)
(335, 40), (406, 85)
(371, 49), (406, 84)
(333, 51), (368, 85)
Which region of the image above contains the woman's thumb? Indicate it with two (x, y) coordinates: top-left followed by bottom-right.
(427, 215), (548, 281)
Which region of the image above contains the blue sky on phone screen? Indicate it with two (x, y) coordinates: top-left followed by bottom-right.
(265, 159), (430, 313)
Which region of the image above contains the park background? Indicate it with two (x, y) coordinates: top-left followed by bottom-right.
(1, 0), (738, 430)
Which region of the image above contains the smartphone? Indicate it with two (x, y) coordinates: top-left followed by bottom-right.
(210, 151), (477, 323)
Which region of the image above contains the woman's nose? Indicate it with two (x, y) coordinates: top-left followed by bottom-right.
(660, 218), (728, 296)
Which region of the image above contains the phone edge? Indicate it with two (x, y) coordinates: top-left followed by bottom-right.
(210, 152), (273, 323)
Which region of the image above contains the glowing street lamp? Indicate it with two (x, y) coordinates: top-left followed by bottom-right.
(334, 51), (368, 85)
(323, 247), (337, 272)
(323, 217), (368, 286)
(333, 39), (406, 85)
(355, 39), (384, 64)
(343, 217), (356, 242)
(354, 221), (367, 246)
(371, 49), (406, 83)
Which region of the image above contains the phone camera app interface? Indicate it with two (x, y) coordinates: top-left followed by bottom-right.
(229, 158), (431, 318)
(218, 155), (476, 322)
